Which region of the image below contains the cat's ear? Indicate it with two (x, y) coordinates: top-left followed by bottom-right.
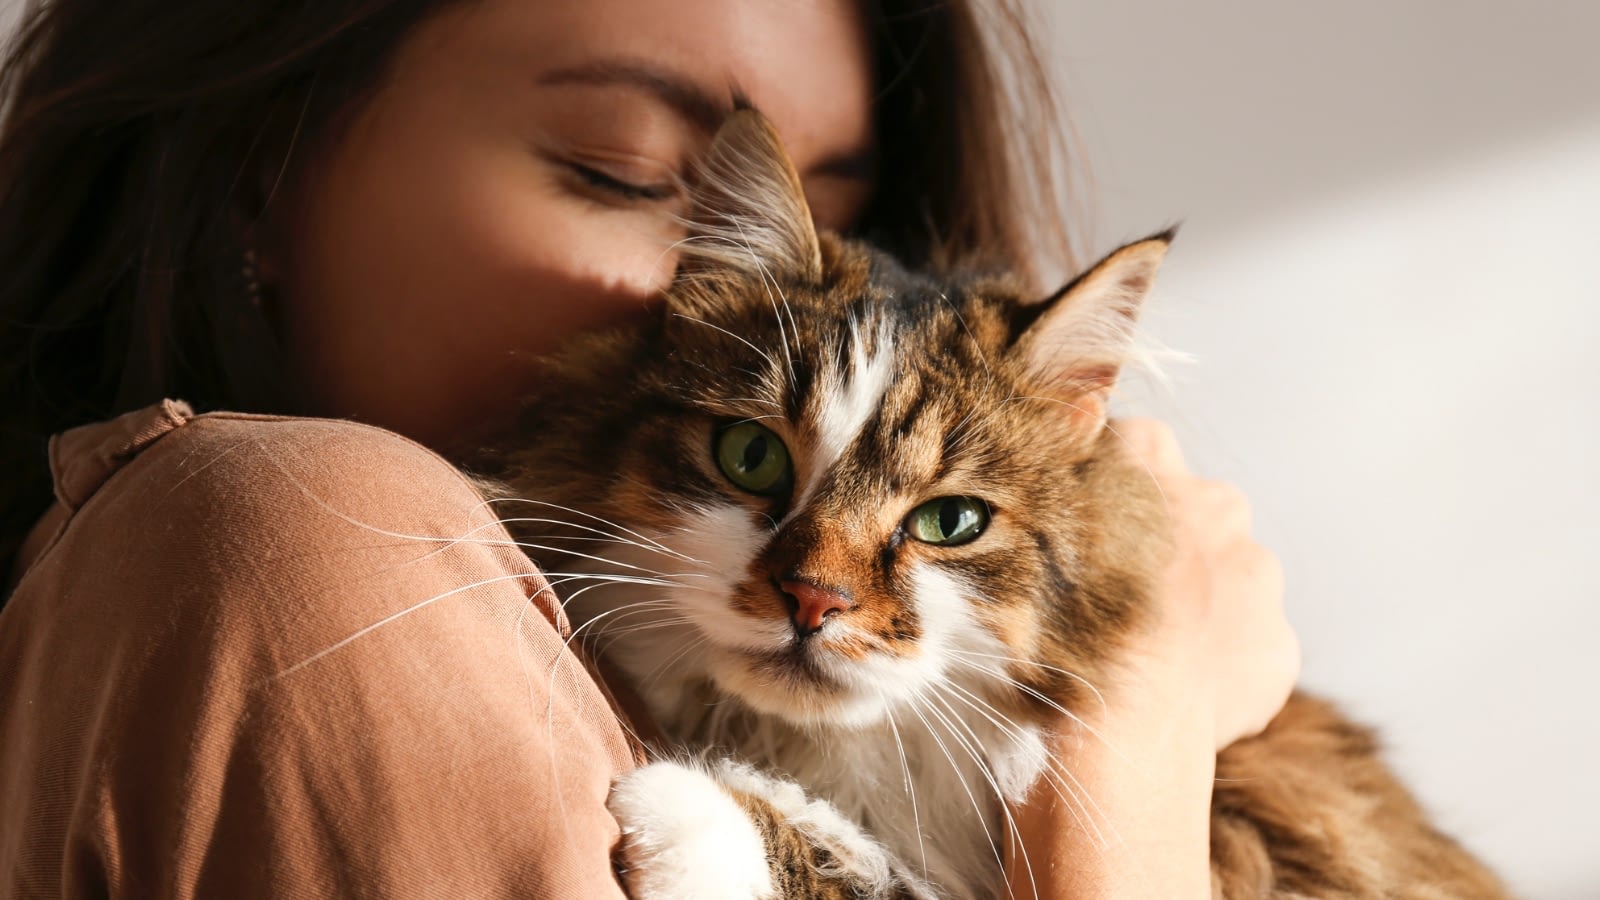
(678, 106), (823, 282)
(1010, 230), (1173, 430)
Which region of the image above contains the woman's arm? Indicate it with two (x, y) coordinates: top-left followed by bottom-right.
(0, 409), (639, 898)
(1005, 418), (1300, 898)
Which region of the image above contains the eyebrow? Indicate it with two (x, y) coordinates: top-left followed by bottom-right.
(536, 58), (877, 186)
(537, 59), (732, 134)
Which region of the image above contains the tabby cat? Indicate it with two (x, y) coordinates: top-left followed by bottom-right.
(483, 110), (1508, 899)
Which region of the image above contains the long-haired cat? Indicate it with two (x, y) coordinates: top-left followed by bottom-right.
(482, 110), (1508, 899)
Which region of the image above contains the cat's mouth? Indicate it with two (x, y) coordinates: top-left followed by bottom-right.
(689, 581), (907, 726)
(702, 633), (898, 728)
(752, 644), (836, 683)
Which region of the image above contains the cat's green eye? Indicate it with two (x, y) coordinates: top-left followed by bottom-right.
(905, 497), (989, 546)
(714, 422), (793, 496)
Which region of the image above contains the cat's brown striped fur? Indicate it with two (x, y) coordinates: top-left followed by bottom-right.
(483, 110), (1509, 899)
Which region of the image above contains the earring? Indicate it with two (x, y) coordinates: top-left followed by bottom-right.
(241, 249), (263, 308)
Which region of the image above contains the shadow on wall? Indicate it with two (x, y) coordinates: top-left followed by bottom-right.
(1044, 2), (1600, 898)
(1042, 0), (1600, 246)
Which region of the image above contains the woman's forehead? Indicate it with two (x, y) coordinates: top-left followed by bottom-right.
(430, 0), (875, 180)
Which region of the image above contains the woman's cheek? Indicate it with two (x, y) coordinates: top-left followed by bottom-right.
(491, 197), (681, 327)
(275, 136), (684, 447)
(378, 199), (681, 443)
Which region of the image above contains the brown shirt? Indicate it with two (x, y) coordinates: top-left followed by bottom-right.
(0, 402), (641, 898)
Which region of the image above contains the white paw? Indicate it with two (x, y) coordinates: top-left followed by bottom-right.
(707, 759), (911, 897)
(608, 761), (775, 900)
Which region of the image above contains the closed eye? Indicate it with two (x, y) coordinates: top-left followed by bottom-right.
(569, 162), (677, 203)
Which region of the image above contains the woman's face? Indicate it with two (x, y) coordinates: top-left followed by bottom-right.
(269, 0), (874, 450)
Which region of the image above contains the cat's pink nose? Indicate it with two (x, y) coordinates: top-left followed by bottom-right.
(778, 579), (852, 636)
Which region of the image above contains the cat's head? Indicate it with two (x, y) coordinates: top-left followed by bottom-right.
(499, 110), (1173, 730)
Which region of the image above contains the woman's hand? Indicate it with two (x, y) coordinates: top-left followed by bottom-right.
(1004, 418), (1299, 898)
(1114, 417), (1300, 752)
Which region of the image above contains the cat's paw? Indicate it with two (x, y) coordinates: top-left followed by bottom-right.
(709, 759), (937, 900)
(608, 761), (776, 900)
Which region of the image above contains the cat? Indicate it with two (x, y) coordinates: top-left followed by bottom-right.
(480, 109), (1510, 899)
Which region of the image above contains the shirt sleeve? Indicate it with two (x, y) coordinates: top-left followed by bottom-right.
(0, 412), (637, 899)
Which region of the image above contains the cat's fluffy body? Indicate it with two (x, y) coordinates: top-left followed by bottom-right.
(496, 243), (1147, 898)
(484, 111), (1509, 899)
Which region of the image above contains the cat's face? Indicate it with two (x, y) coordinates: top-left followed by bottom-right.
(496, 111), (1171, 729)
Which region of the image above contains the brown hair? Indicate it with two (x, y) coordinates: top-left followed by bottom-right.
(0, 0), (1079, 579)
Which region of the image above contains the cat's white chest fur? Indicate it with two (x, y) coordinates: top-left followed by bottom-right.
(567, 514), (1055, 896)
(640, 672), (1050, 900)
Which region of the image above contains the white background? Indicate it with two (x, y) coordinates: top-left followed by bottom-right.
(3, 0), (1594, 895)
(1040, 1), (1599, 896)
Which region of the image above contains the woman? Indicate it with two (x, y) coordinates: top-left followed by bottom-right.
(0, 0), (1297, 897)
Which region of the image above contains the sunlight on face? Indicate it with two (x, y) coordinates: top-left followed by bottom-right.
(269, 0), (874, 450)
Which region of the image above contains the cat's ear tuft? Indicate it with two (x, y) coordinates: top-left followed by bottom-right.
(677, 106), (823, 283)
(1010, 231), (1173, 431)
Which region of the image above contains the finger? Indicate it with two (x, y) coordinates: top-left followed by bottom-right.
(1193, 479), (1254, 538)
(1110, 418), (1187, 476)
(1213, 541), (1283, 610)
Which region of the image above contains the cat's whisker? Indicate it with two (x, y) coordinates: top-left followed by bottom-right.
(512, 546), (698, 582)
(280, 482), (678, 591)
(876, 689), (930, 885)
(944, 408), (984, 456)
(593, 615), (696, 639)
(937, 290), (995, 383)
(923, 690), (1033, 818)
(936, 679), (1099, 811)
(946, 648), (1110, 718)
(900, 686), (1010, 866)
(241, 458), (553, 564)
(920, 687), (1053, 900)
(533, 593), (672, 845)
(728, 218), (799, 382)
(486, 498), (697, 563)
(1034, 755), (1115, 853)
(549, 583), (680, 604)
(1000, 392), (1104, 428)
(509, 533), (708, 578)
(935, 679), (1115, 859)
(719, 396), (783, 409)
(518, 587), (591, 875)
(486, 514), (700, 560)
(512, 533), (698, 558)
(555, 580), (672, 612)
(262, 570), (555, 685)
(1098, 418), (1176, 514)
(541, 571), (685, 591)
(945, 655), (1133, 769)
(338, 517), (699, 593)
(670, 312), (780, 375)
(593, 614), (697, 662)
(555, 587), (683, 664)
(634, 630), (713, 695)
(564, 604), (690, 675)
(907, 689), (1017, 886)
(550, 581), (694, 656)
(944, 663), (1156, 865)
(732, 365), (769, 383)
(684, 225), (798, 381)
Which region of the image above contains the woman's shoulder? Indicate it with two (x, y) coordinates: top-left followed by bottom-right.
(54, 400), (486, 521)
(66, 401), (472, 503)
(17, 401), (528, 603)
(6, 401), (560, 666)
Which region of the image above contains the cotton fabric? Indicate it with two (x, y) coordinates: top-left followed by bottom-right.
(0, 401), (642, 898)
